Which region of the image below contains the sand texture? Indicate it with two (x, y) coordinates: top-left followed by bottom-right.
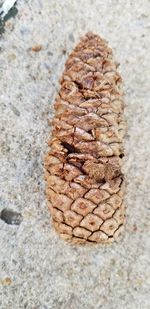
(0, 1), (150, 308)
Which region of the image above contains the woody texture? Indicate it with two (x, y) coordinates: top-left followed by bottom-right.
(45, 32), (126, 244)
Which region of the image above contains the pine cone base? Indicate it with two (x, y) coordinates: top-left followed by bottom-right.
(45, 33), (126, 244)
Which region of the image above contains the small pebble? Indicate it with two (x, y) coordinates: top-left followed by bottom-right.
(31, 44), (42, 52)
(1, 277), (12, 285)
(10, 104), (20, 116)
(0, 208), (22, 225)
(20, 26), (30, 35)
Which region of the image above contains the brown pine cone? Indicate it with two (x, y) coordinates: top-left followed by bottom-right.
(45, 32), (126, 244)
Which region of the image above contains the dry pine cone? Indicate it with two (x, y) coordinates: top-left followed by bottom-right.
(45, 33), (125, 244)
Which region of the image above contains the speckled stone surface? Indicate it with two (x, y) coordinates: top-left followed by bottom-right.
(0, 1), (150, 308)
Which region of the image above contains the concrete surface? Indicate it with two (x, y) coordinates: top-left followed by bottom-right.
(0, 0), (150, 308)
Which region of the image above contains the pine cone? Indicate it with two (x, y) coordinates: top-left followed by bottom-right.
(45, 32), (125, 244)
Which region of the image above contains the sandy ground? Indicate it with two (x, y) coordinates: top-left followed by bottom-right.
(0, 1), (150, 308)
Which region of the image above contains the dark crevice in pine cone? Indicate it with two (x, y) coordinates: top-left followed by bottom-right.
(45, 32), (126, 244)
